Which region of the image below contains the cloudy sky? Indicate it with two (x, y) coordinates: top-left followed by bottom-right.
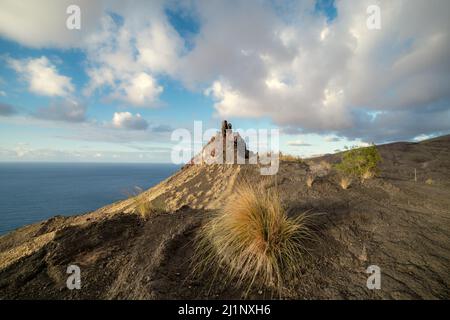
(0, 0), (449, 162)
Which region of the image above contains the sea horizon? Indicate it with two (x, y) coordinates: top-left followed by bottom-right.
(0, 162), (180, 235)
(0, 161), (176, 164)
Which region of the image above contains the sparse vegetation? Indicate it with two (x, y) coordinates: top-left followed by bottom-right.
(308, 160), (332, 177)
(305, 160), (331, 188)
(335, 145), (381, 181)
(194, 181), (313, 295)
(306, 175), (314, 188)
(339, 176), (352, 190)
(362, 170), (375, 180)
(279, 152), (303, 163)
(135, 196), (153, 219)
(319, 160), (332, 171)
(130, 187), (166, 219)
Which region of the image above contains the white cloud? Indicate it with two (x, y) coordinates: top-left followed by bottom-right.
(180, 0), (450, 142)
(0, 113), (172, 147)
(136, 20), (184, 74)
(355, 141), (371, 148)
(0, 0), (103, 48)
(119, 72), (163, 106)
(1, 0), (449, 142)
(413, 134), (435, 142)
(0, 1), (181, 107)
(82, 3), (182, 107)
(8, 56), (74, 97)
(112, 111), (149, 130)
(13, 143), (30, 158)
(205, 81), (261, 118)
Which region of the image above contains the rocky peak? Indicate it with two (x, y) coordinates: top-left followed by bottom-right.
(189, 120), (250, 165)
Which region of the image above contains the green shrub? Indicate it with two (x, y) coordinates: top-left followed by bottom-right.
(335, 145), (381, 180)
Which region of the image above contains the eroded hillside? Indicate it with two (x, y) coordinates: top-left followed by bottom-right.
(0, 135), (449, 299)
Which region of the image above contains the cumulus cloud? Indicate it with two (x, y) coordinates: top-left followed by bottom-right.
(0, 103), (17, 116)
(8, 56), (74, 97)
(0, 0), (103, 48)
(82, 2), (182, 106)
(112, 111), (149, 130)
(34, 100), (87, 122)
(0, 1), (181, 107)
(341, 104), (450, 142)
(179, 0), (450, 142)
(117, 72), (163, 106)
(1, 0), (449, 142)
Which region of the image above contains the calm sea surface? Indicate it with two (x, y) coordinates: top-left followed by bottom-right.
(0, 162), (180, 235)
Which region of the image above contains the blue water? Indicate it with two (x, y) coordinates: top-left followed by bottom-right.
(0, 162), (180, 235)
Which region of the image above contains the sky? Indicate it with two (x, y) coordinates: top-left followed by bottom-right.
(0, 0), (449, 163)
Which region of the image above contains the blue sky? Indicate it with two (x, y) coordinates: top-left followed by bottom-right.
(0, 0), (449, 162)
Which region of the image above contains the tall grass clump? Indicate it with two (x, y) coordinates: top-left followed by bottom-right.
(306, 175), (314, 188)
(306, 160), (331, 188)
(194, 182), (313, 295)
(279, 152), (303, 163)
(339, 176), (352, 190)
(308, 160), (332, 176)
(129, 187), (166, 219)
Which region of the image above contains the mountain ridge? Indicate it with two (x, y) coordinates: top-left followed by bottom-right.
(0, 134), (449, 299)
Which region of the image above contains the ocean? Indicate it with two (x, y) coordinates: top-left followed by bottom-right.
(0, 162), (180, 235)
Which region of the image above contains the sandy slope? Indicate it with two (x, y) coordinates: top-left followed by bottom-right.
(0, 135), (449, 299)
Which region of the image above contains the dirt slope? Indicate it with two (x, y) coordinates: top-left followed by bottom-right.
(0, 135), (449, 299)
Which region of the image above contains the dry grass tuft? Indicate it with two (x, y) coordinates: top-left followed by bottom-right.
(135, 196), (153, 219)
(425, 178), (434, 185)
(306, 175), (315, 188)
(193, 181), (313, 295)
(362, 170), (375, 180)
(130, 187), (166, 219)
(308, 161), (331, 177)
(279, 152), (303, 163)
(305, 161), (331, 188)
(339, 176), (352, 190)
(319, 160), (332, 171)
